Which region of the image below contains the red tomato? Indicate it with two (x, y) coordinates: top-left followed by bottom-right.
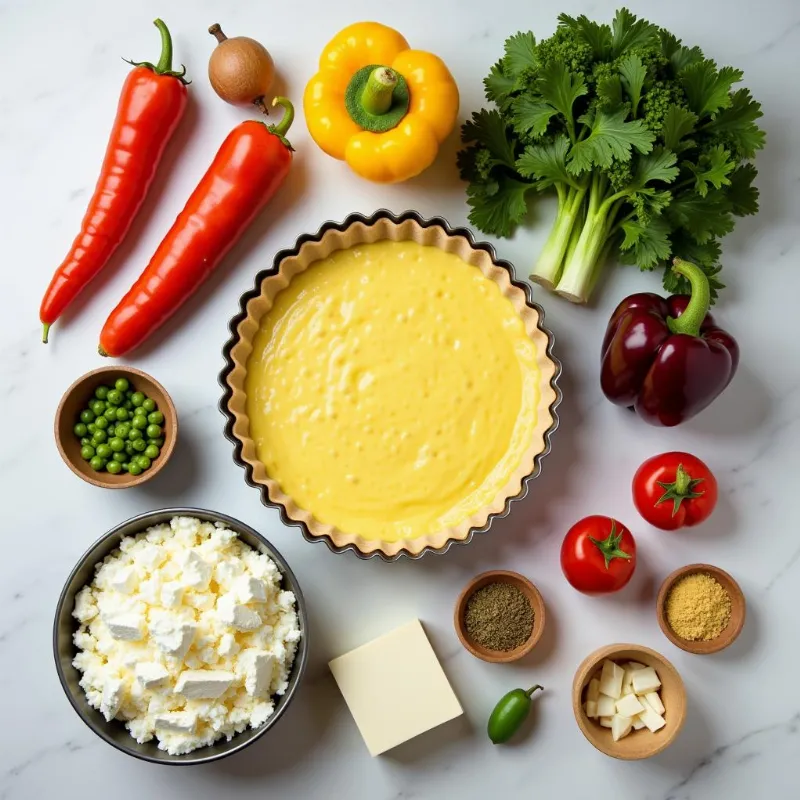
(560, 516), (636, 595)
(633, 452), (718, 530)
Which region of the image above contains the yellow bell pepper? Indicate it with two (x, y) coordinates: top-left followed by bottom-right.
(304, 22), (459, 183)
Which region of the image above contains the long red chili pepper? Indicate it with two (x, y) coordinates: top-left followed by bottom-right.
(39, 19), (188, 343)
(99, 98), (295, 358)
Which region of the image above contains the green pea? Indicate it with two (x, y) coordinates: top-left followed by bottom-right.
(125, 442), (135, 456)
(114, 407), (128, 422)
(90, 400), (106, 416)
(80, 437), (91, 447)
(115, 378), (130, 393)
(132, 415), (148, 430)
(80, 445), (95, 460)
(132, 438), (147, 452)
(104, 406), (118, 421)
(107, 389), (123, 406)
(96, 443), (112, 459)
(131, 392), (145, 407)
(106, 460), (122, 475)
(94, 415), (109, 430)
(147, 411), (164, 425)
(94, 386), (109, 400)
(150, 437), (164, 448)
(109, 437), (125, 453)
(123, 400), (133, 410)
(87, 423), (97, 434)
(89, 456), (106, 471)
(80, 409), (95, 424)
(133, 404), (147, 416)
(128, 462), (143, 476)
(73, 422), (88, 437)
(128, 427), (143, 441)
(487, 686), (543, 745)
(92, 429), (108, 444)
(144, 444), (160, 459)
(120, 462), (129, 472)
(136, 455), (151, 470)
(146, 424), (161, 439)
(142, 397), (155, 413)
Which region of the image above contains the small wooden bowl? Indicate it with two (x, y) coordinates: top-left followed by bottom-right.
(54, 366), (178, 489)
(573, 643), (686, 760)
(657, 563), (745, 654)
(453, 570), (545, 663)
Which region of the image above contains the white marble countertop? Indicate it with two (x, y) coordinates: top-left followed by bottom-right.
(2, 0), (799, 797)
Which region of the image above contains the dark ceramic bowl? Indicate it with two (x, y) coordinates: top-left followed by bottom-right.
(53, 508), (309, 765)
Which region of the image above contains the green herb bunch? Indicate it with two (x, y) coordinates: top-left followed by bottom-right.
(457, 8), (765, 303)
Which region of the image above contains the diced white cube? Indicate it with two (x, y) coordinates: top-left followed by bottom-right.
(645, 691), (665, 715)
(621, 669), (635, 695)
(585, 700), (598, 719)
(100, 677), (124, 721)
(632, 717), (646, 730)
(134, 662), (170, 689)
(597, 694), (616, 717)
(160, 581), (184, 608)
(632, 666), (662, 695)
(599, 659), (624, 699)
(150, 618), (196, 659)
(587, 678), (600, 703)
(175, 669), (235, 699)
(180, 551), (212, 590)
(638, 706), (666, 733)
(217, 594), (262, 631)
(109, 565), (138, 594)
(611, 714), (633, 742)
(241, 650), (275, 697)
(233, 575), (267, 604)
(599, 716), (613, 728)
(616, 693), (645, 717)
(626, 661), (646, 671)
(104, 612), (144, 641)
(154, 711), (197, 733)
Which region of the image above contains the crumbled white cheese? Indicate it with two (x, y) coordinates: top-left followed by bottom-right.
(72, 516), (301, 755)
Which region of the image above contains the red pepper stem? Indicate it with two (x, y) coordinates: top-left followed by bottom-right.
(525, 685), (543, 697)
(667, 259), (711, 337)
(271, 97), (294, 135)
(153, 19), (174, 73)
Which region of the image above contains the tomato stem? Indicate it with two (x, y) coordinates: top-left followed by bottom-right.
(589, 520), (632, 569)
(656, 464), (705, 516)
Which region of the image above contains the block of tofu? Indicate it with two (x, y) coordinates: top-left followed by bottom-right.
(611, 714), (633, 742)
(632, 666), (661, 695)
(328, 620), (462, 756)
(632, 716), (646, 730)
(599, 716), (613, 728)
(596, 694), (616, 717)
(645, 691), (665, 715)
(599, 659), (624, 699)
(586, 678), (601, 703)
(585, 700), (598, 719)
(626, 661), (646, 671)
(638, 705), (666, 733)
(616, 692), (645, 718)
(175, 669), (235, 699)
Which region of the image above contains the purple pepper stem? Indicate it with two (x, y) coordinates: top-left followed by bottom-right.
(667, 259), (711, 338)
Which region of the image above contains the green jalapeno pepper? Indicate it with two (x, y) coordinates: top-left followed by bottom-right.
(487, 685), (543, 744)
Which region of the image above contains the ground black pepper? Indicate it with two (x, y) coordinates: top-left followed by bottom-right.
(464, 582), (534, 651)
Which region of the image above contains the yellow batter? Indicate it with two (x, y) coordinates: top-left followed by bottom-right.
(245, 240), (540, 542)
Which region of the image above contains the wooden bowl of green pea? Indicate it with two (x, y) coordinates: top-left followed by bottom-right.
(55, 366), (177, 489)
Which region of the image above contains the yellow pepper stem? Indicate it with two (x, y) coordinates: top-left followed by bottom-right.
(361, 67), (398, 115)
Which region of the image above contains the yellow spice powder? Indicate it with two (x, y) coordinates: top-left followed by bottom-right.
(666, 572), (732, 641)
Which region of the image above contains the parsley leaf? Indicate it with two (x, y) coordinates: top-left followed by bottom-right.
(727, 163), (760, 216)
(681, 60), (743, 118)
(661, 106), (698, 152)
(705, 88), (765, 159)
(503, 32), (538, 80)
(686, 144), (736, 196)
(620, 215), (672, 268)
(568, 109), (655, 173)
(484, 61), (517, 110)
(511, 96), (557, 139)
(667, 191), (735, 243)
(618, 53), (647, 118)
(461, 109), (518, 170)
(466, 177), (533, 237)
(537, 61), (588, 130)
(558, 13), (613, 59)
(611, 8), (660, 56)
(517, 135), (578, 189)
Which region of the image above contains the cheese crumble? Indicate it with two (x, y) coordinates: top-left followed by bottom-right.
(72, 516), (301, 755)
